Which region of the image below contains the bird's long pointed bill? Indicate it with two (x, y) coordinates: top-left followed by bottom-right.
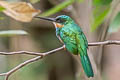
(35, 16), (64, 28)
(35, 16), (56, 22)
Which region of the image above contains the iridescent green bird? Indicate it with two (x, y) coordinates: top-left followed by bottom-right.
(36, 15), (94, 77)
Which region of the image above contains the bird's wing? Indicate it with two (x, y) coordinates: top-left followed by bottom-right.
(75, 25), (88, 48)
(75, 33), (94, 77)
(81, 32), (88, 48)
(75, 32), (88, 55)
(60, 29), (78, 55)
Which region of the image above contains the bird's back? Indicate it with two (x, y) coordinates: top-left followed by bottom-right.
(58, 23), (94, 77)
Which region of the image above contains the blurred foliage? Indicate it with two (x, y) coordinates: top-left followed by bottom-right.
(40, 0), (75, 16)
(0, 6), (5, 12)
(0, 1), (40, 22)
(91, 6), (110, 31)
(0, 30), (27, 37)
(108, 12), (120, 33)
(17, 60), (47, 80)
(30, 0), (40, 4)
(91, 0), (112, 31)
(93, 0), (112, 5)
(0, 17), (4, 20)
(0, 6), (5, 20)
(76, 0), (84, 3)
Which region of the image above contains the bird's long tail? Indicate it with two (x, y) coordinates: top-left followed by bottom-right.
(79, 51), (94, 77)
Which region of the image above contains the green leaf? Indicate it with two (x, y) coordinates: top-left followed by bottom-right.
(91, 7), (110, 32)
(0, 6), (5, 12)
(40, 0), (75, 17)
(0, 30), (28, 37)
(93, 0), (112, 6)
(108, 12), (120, 33)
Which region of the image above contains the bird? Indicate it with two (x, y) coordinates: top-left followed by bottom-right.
(35, 15), (94, 78)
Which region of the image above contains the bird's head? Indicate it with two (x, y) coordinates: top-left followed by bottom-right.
(35, 15), (73, 28)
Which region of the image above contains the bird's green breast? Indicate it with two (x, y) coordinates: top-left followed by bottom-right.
(57, 23), (81, 55)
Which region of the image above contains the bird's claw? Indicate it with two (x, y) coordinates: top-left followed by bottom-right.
(63, 45), (66, 50)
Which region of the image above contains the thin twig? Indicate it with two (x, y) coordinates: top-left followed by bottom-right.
(0, 51), (43, 56)
(0, 45), (64, 80)
(0, 45), (65, 56)
(88, 40), (120, 46)
(0, 40), (120, 80)
(0, 40), (119, 56)
(0, 56), (41, 80)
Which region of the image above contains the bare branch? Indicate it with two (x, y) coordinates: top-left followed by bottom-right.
(0, 56), (41, 80)
(0, 45), (64, 80)
(0, 40), (119, 56)
(0, 51), (43, 56)
(0, 45), (65, 56)
(0, 40), (120, 80)
(88, 40), (120, 46)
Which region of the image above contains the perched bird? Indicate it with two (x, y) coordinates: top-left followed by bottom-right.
(36, 15), (94, 77)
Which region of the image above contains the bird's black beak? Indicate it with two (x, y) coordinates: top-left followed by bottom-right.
(35, 16), (56, 22)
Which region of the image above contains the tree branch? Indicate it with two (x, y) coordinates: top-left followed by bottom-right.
(0, 56), (42, 80)
(0, 40), (120, 80)
(88, 40), (120, 46)
(0, 40), (119, 56)
(0, 45), (64, 80)
(0, 45), (65, 56)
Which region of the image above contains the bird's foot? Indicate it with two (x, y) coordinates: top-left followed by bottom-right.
(63, 45), (66, 50)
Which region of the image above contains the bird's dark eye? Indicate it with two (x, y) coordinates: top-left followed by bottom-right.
(56, 18), (66, 23)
